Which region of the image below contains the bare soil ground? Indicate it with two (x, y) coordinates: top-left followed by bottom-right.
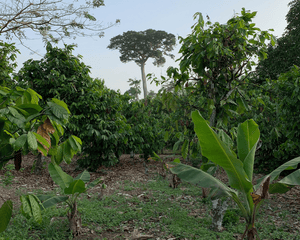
(1, 153), (300, 239)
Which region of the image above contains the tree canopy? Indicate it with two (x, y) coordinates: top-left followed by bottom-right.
(256, 0), (300, 81)
(107, 29), (176, 98)
(166, 9), (275, 128)
(0, 0), (120, 44)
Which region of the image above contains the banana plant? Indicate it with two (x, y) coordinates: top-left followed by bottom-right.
(167, 110), (300, 240)
(20, 163), (106, 236)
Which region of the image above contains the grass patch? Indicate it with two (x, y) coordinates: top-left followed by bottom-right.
(0, 176), (299, 239)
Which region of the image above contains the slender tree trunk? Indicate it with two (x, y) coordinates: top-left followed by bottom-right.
(35, 153), (44, 174)
(140, 62), (147, 99)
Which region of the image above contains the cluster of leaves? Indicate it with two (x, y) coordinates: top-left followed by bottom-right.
(16, 43), (135, 170)
(165, 9), (275, 129)
(236, 66), (300, 172)
(168, 111), (300, 239)
(20, 163), (105, 236)
(0, 41), (19, 87)
(0, 85), (81, 166)
(0, 80), (81, 234)
(256, 0), (300, 82)
(122, 95), (166, 161)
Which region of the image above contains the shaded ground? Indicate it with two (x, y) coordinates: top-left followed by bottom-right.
(1, 153), (300, 239)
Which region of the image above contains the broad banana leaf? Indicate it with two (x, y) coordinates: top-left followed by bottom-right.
(20, 194), (42, 224)
(168, 162), (237, 198)
(269, 169), (300, 194)
(37, 195), (68, 209)
(74, 170), (90, 183)
(191, 110), (252, 193)
(254, 157), (300, 191)
(237, 119), (260, 182)
(48, 163), (73, 190)
(0, 200), (12, 233)
(64, 179), (86, 195)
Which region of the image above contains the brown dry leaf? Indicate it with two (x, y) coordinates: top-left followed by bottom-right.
(251, 176), (271, 205)
(37, 118), (55, 156)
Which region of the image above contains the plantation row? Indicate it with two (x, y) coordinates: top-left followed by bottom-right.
(1, 5), (300, 239)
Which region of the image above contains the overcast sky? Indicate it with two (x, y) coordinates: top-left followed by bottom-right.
(9, 0), (292, 95)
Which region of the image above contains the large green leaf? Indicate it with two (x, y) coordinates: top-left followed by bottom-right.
(14, 134), (27, 151)
(269, 169), (300, 193)
(74, 170), (90, 183)
(47, 102), (69, 120)
(37, 195), (68, 209)
(27, 131), (38, 150)
(33, 132), (50, 148)
(0, 200), (13, 233)
(64, 179), (86, 195)
(255, 157), (300, 190)
(191, 110), (252, 193)
(237, 120), (260, 181)
(20, 194), (42, 224)
(48, 163), (73, 190)
(169, 162), (236, 198)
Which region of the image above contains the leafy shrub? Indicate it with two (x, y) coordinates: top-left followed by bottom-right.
(16, 43), (132, 170)
(222, 208), (240, 227)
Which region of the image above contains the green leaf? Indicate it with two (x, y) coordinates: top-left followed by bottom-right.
(269, 182), (291, 194)
(28, 195), (42, 224)
(279, 169), (300, 184)
(64, 179), (86, 195)
(14, 134), (27, 151)
(164, 131), (169, 142)
(33, 132), (50, 148)
(48, 163), (73, 190)
(27, 131), (38, 150)
(168, 162), (236, 198)
(17, 104), (43, 115)
(255, 157), (300, 190)
(63, 141), (72, 164)
(0, 200), (13, 233)
(47, 102), (69, 120)
(37, 195), (68, 209)
(74, 170), (90, 183)
(20, 194), (42, 224)
(237, 119), (260, 181)
(191, 110), (252, 193)
(37, 142), (48, 157)
(51, 98), (71, 114)
(87, 177), (104, 190)
(181, 139), (189, 159)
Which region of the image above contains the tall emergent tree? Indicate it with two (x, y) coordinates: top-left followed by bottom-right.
(257, 0), (300, 81)
(107, 29), (176, 98)
(0, 0), (119, 44)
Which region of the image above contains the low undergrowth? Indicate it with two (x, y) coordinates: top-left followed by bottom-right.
(0, 175), (299, 240)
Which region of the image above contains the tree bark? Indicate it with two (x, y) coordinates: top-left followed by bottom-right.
(210, 198), (228, 231)
(140, 62), (148, 99)
(35, 153), (44, 174)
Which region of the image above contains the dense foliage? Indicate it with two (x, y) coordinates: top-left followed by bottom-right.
(257, 0), (300, 81)
(166, 9), (275, 129)
(16, 43), (131, 169)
